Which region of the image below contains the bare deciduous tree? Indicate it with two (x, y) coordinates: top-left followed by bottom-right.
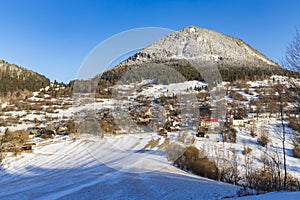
(282, 28), (300, 189)
(283, 28), (300, 125)
(283, 28), (300, 72)
(274, 81), (287, 190)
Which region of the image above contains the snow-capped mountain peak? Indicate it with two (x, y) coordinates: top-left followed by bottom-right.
(122, 26), (278, 67)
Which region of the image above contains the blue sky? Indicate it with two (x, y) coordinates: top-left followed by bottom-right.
(0, 0), (299, 83)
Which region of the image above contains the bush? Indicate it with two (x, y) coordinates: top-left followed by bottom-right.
(293, 145), (300, 158)
(98, 120), (119, 134)
(290, 121), (300, 159)
(1, 129), (26, 156)
(0, 136), (6, 166)
(173, 146), (218, 180)
(257, 126), (270, 147)
(243, 147), (252, 155)
(247, 169), (276, 191)
(229, 90), (247, 101)
(67, 120), (77, 134)
(223, 123), (237, 143)
(289, 117), (300, 132)
(286, 173), (300, 191)
(246, 168), (300, 192)
(258, 134), (269, 147)
(235, 81), (250, 89)
(250, 130), (257, 137)
(221, 164), (241, 185)
(244, 88), (254, 95)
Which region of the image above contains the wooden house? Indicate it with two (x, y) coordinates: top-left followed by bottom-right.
(41, 129), (56, 139)
(21, 143), (36, 153)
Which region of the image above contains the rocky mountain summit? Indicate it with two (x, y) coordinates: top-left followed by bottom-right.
(98, 26), (292, 85)
(123, 26), (278, 67)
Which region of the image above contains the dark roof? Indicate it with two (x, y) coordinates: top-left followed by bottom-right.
(233, 116), (243, 120)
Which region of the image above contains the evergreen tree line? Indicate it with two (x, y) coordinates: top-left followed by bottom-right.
(70, 58), (300, 94)
(0, 60), (50, 96)
(97, 58), (299, 86)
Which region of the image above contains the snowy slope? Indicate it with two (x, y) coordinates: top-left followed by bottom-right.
(0, 134), (240, 200)
(1, 78), (300, 199)
(230, 191), (300, 200)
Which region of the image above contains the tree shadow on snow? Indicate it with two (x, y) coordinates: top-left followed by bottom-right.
(0, 159), (240, 200)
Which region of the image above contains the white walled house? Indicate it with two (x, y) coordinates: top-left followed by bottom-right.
(231, 116), (244, 126)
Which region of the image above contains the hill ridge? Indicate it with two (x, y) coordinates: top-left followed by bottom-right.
(0, 59), (50, 97)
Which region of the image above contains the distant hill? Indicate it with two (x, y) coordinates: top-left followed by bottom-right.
(0, 60), (50, 97)
(97, 26), (298, 85)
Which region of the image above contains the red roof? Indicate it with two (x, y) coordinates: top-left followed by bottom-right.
(200, 118), (219, 122)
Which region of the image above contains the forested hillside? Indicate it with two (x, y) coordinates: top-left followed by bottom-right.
(0, 60), (50, 97)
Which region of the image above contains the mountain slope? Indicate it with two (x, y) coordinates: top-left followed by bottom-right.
(0, 60), (50, 96)
(98, 26), (294, 84)
(0, 135), (240, 199)
(125, 26), (277, 66)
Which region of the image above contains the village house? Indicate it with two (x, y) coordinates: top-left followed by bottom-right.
(21, 143), (36, 153)
(231, 116), (245, 126)
(197, 126), (208, 137)
(137, 117), (151, 124)
(199, 118), (219, 127)
(41, 129), (56, 139)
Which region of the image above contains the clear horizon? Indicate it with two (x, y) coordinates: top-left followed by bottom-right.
(0, 0), (299, 83)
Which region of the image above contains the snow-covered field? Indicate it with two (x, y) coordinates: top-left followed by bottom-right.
(1, 77), (300, 199)
(1, 133), (299, 199)
(0, 134), (240, 200)
(230, 191), (300, 200)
